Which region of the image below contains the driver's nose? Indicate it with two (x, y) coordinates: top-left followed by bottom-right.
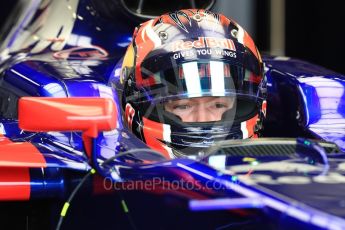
(195, 108), (215, 122)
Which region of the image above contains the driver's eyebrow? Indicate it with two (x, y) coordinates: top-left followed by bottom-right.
(165, 98), (190, 104)
(166, 97), (227, 104)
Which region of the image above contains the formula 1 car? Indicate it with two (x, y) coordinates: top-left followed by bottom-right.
(1, 0), (345, 229)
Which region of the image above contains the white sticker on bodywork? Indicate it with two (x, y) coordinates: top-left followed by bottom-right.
(10, 0), (79, 54)
(0, 123), (6, 135)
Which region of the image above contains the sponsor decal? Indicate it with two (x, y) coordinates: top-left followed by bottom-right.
(46, 37), (65, 42)
(10, 0), (79, 54)
(53, 46), (108, 60)
(171, 37), (237, 61)
(172, 37), (236, 52)
(172, 49), (236, 60)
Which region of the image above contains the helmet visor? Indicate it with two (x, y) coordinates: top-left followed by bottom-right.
(134, 56), (262, 123)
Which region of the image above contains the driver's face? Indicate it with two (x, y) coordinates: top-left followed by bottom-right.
(164, 97), (234, 122)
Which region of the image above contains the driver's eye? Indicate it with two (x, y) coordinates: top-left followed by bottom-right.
(173, 105), (190, 110)
(215, 103), (227, 108)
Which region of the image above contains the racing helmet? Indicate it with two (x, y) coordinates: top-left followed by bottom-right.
(119, 9), (266, 158)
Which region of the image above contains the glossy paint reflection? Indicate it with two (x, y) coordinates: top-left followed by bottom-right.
(299, 77), (345, 149)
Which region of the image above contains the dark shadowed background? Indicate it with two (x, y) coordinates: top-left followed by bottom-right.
(1, 0), (344, 74)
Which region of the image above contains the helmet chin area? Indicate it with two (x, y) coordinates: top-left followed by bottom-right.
(155, 120), (250, 157)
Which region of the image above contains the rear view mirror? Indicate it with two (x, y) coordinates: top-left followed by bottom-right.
(18, 97), (117, 138)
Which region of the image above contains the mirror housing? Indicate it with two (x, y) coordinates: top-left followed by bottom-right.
(18, 97), (117, 138)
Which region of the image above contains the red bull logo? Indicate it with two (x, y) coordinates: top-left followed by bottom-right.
(172, 37), (236, 52)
